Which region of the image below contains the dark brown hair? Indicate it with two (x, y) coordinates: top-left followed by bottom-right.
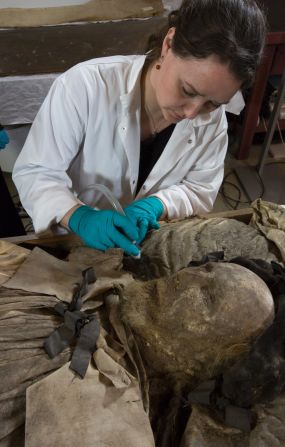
(146, 0), (267, 88)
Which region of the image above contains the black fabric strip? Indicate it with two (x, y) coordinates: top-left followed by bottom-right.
(44, 267), (99, 378)
(70, 316), (100, 378)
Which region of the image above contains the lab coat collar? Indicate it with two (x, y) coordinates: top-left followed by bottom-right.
(120, 55), (146, 115)
(225, 90), (245, 115)
(190, 113), (213, 127)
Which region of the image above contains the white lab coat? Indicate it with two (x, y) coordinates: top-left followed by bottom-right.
(13, 55), (242, 233)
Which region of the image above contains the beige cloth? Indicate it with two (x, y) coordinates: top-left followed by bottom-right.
(0, 240), (29, 286)
(0, 285), (71, 443)
(4, 246), (84, 302)
(251, 199), (285, 264)
(26, 362), (155, 447)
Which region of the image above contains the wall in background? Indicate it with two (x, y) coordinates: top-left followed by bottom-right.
(0, 0), (164, 27)
(0, 0), (88, 7)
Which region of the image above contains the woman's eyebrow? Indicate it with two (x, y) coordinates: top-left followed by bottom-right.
(184, 82), (229, 105)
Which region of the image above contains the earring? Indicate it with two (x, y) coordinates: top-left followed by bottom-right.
(156, 55), (164, 70)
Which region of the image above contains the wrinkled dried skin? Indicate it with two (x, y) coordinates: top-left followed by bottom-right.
(125, 217), (279, 279)
(250, 391), (285, 446)
(180, 404), (249, 447)
(181, 392), (285, 447)
(121, 263), (274, 386)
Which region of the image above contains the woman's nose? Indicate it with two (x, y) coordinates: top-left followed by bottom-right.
(184, 99), (204, 119)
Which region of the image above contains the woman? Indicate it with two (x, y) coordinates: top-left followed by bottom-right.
(13, 0), (266, 256)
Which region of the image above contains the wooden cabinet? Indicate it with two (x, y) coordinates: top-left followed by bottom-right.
(237, 31), (285, 160)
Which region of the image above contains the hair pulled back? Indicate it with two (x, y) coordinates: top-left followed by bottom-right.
(146, 0), (267, 88)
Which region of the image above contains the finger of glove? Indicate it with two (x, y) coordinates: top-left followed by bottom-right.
(123, 212), (147, 244)
(84, 225), (129, 254)
(136, 218), (149, 244)
(113, 213), (139, 242)
(148, 220), (161, 230)
(125, 206), (152, 222)
(109, 229), (140, 256)
(137, 219), (160, 243)
(83, 232), (110, 252)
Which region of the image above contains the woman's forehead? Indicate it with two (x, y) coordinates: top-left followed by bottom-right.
(173, 53), (242, 102)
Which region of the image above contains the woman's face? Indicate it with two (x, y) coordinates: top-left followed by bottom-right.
(152, 28), (242, 122)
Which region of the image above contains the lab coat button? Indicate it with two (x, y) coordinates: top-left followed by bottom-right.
(188, 139), (192, 144)
(132, 180), (136, 185)
(142, 185), (146, 190)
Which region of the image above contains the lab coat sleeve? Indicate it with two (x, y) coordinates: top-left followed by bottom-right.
(13, 69), (90, 233)
(153, 109), (228, 219)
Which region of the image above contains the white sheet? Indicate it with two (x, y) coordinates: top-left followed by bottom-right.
(1, 73), (59, 125)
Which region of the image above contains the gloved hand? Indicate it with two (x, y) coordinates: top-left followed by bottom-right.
(0, 128), (9, 150)
(68, 206), (140, 257)
(124, 197), (164, 244)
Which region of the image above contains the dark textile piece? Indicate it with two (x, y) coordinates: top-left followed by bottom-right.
(44, 267), (99, 378)
(188, 251), (225, 266)
(187, 253), (285, 432)
(136, 124), (175, 194)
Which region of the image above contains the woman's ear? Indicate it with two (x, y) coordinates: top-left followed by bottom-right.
(161, 27), (176, 55)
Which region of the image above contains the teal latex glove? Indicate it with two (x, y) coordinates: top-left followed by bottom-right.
(68, 206), (140, 257)
(0, 128), (9, 150)
(124, 197), (164, 244)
